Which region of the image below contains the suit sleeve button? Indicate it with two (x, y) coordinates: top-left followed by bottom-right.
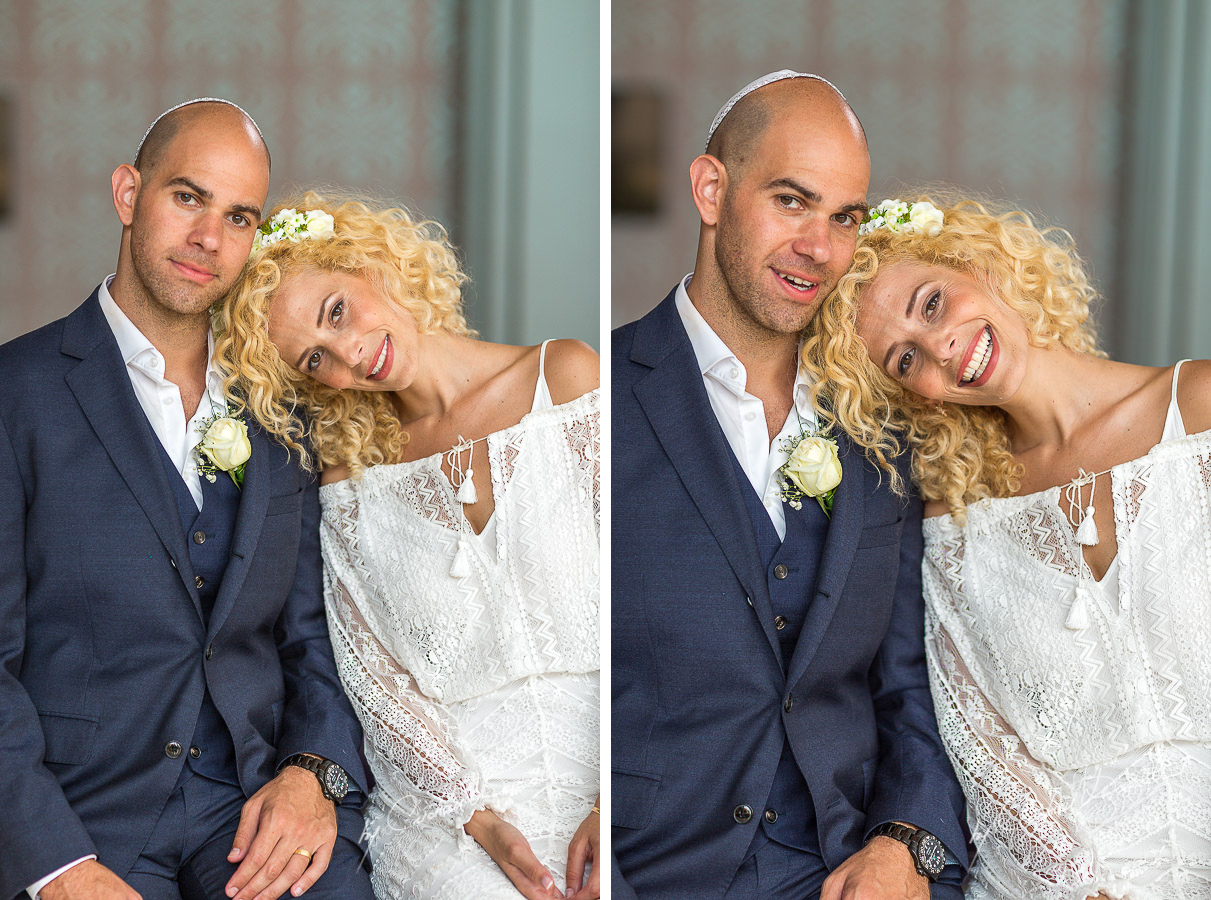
(165, 741), (182, 759)
(733, 804), (753, 824)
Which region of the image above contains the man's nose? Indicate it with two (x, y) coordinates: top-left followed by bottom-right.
(188, 211), (223, 253)
(790, 215), (832, 263)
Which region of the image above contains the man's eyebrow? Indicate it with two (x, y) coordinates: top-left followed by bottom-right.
(166, 177), (213, 201)
(166, 176), (262, 224)
(767, 178), (821, 204)
(881, 281), (928, 372)
(766, 179), (868, 218)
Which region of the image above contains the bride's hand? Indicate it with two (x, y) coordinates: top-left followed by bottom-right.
(464, 808), (565, 899)
(564, 798), (600, 898)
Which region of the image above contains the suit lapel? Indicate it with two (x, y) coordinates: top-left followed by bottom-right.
(630, 294), (783, 665)
(206, 422), (271, 637)
(785, 432), (865, 688)
(62, 294), (204, 619)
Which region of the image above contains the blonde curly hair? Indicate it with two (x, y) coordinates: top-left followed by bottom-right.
(213, 190), (472, 474)
(801, 193), (1104, 520)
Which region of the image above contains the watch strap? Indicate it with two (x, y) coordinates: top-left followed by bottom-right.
(280, 753), (342, 802)
(867, 822), (943, 882)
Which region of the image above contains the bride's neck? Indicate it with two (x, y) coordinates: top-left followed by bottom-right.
(998, 347), (1117, 454)
(393, 331), (478, 422)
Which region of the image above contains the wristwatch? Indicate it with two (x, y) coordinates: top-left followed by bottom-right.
(280, 753), (350, 803)
(867, 822), (947, 881)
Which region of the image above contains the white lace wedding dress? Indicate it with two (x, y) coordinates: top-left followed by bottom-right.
(318, 356), (599, 900)
(923, 362), (1211, 900)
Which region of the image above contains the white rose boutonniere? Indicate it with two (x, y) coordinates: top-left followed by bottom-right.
(194, 410), (251, 489)
(778, 423), (842, 517)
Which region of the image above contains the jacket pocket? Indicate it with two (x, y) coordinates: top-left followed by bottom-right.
(265, 488), (304, 517)
(39, 711), (99, 766)
(856, 518), (903, 549)
(612, 769), (661, 830)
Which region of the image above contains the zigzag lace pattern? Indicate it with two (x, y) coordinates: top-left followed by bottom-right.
(319, 390), (600, 899)
(923, 428), (1211, 899)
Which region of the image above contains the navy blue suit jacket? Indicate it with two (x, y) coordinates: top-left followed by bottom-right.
(0, 291), (370, 897)
(611, 290), (968, 899)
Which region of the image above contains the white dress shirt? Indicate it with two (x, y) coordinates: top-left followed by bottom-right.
(675, 273), (818, 540)
(27, 278), (229, 898)
(98, 274), (230, 509)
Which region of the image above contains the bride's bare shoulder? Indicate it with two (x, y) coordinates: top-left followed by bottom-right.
(1177, 359), (1211, 435)
(923, 498), (951, 519)
(320, 463), (351, 486)
(541, 339), (599, 405)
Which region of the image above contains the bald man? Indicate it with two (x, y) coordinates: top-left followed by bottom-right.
(0, 100), (374, 900)
(611, 73), (969, 899)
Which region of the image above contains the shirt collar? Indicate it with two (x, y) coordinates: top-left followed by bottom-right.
(675, 272), (818, 425)
(97, 275), (223, 392)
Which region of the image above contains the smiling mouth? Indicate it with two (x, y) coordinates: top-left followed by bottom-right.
(775, 270), (819, 293)
(367, 336), (390, 379)
(959, 326), (993, 384)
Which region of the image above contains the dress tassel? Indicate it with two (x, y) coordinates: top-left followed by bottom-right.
(1065, 589), (1090, 630)
(450, 539), (472, 578)
(1075, 505), (1099, 546)
(456, 470), (478, 505)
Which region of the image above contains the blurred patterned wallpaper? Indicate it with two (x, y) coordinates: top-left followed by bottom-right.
(0, 0), (459, 341)
(612, 0), (1131, 354)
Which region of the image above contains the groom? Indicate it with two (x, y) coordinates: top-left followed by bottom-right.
(612, 72), (969, 898)
(0, 100), (374, 900)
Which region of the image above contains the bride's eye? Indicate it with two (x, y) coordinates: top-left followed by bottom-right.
(897, 347), (915, 377)
(307, 350), (323, 372)
(924, 290), (940, 316)
(330, 299), (344, 325)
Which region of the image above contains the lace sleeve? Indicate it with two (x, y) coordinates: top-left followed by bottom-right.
(927, 615), (1105, 899)
(561, 389), (599, 534)
(325, 577), (508, 840)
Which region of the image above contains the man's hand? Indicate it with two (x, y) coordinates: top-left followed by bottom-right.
(464, 808), (565, 900)
(225, 764), (337, 900)
(565, 798), (600, 898)
(40, 860), (141, 900)
(819, 836), (929, 900)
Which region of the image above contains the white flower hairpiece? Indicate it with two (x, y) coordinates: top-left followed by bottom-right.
(251, 208), (336, 253)
(859, 199), (944, 237)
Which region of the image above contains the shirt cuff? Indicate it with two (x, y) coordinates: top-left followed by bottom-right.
(28, 855), (97, 899)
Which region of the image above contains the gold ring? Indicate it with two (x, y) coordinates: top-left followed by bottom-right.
(293, 848), (313, 860)
(590, 806), (601, 815)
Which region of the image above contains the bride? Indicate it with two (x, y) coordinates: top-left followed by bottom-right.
(214, 195), (600, 900)
(802, 195), (1211, 899)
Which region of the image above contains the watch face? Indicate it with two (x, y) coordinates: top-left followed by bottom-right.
(324, 764), (349, 800)
(916, 833), (947, 878)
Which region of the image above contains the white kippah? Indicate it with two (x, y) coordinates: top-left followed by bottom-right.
(134, 97), (265, 163)
(705, 69), (845, 152)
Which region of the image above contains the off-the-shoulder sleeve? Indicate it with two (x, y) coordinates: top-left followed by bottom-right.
(320, 489), (508, 842)
(926, 611), (1108, 899)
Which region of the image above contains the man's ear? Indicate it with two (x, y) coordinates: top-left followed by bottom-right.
(689, 154), (727, 227)
(112, 164), (140, 227)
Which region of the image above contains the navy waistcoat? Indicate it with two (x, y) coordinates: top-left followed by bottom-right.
(155, 438), (240, 785)
(730, 451), (830, 854)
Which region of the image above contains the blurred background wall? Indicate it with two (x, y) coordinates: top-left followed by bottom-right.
(0, 0), (599, 348)
(613, 0), (1211, 365)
